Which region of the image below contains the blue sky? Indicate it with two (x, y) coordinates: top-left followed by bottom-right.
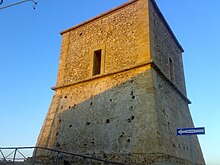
(0, 0), (219, 164)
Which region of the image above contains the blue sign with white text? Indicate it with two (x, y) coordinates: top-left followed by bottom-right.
(177, 127), (205, 136)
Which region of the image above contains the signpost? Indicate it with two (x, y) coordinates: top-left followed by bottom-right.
(176, 127), (205, 165)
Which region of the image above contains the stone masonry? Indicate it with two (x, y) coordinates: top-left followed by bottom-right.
(36, 0), (205, 164)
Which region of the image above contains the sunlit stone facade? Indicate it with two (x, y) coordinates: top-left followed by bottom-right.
(36, 0), (205, 164)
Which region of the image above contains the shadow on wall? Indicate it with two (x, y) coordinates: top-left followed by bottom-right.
(36, 66), (195, 164)
(38, 65), (156, 149)
(53, 67), (155, 155)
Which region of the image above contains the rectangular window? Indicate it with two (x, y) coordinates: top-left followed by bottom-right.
(93, 49), (102, 76)
(169, 57), (174, 82)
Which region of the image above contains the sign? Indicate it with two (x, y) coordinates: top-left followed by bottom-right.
(177, 127), (205, 136)
(177, 127), (205, 165)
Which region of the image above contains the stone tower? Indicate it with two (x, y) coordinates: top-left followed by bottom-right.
(36, 0), (205, 164)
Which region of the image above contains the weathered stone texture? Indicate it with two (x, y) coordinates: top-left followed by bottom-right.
(56, 0), (150, 87)
(152, 68), (205, 164)
(147, 1), (205, 164)
(149, 0), (186, 95)
(55, 66), (155, 153)
(36, 0), (205, 164)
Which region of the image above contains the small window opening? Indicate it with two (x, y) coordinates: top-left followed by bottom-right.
(93, 49), (102, 76)
(169, 58), (174, 81)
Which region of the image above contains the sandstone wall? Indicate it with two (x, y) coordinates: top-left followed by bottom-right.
(36, 0), (205, 164)
(37, 0), (153, 160)
(54, 66), (157, 161)
(56, 0), (150, 87)
(149, 0), (186, 95)
(148, 0), (205, 164)
(152, 68), (205, 164)
(37, 65), (167, 164)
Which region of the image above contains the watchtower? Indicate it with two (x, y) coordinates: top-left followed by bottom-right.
(36, 0), (205, 164)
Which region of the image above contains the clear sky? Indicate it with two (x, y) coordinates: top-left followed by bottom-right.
(0, 0), (219, 164)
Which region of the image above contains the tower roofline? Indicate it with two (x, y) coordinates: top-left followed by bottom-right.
(60, 0), (184, 52)
(150, 0), (184, 52)
(60, 0), (137, 35)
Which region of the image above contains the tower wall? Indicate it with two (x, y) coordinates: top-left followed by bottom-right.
(53, 66), (158, 160)
(37, 0), (154, 155)
(148, 0), (205, 164)
(148, 0), (186, 94)
(152, 68), (205, 164)
(36, 0), (205, 164)
(56, 0), (150, 88)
